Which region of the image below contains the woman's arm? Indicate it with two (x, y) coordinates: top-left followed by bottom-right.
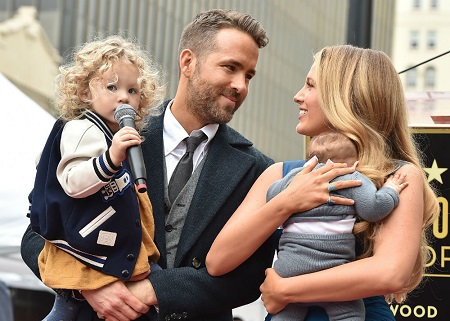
(260, 163), (423, 314)
(206, 159), (361, 276)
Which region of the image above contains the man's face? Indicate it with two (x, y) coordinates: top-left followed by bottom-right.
(185, 28), (259, 125)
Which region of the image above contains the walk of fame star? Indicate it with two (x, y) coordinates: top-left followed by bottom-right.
(423, 160), (447, 184)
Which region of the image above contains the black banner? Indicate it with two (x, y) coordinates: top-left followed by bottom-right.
(390, 128), (450, 320)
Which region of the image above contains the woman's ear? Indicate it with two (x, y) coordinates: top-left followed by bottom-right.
(180, 49), (195, 77)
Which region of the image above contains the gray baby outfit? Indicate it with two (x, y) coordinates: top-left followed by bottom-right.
(267, 164), (400, 321)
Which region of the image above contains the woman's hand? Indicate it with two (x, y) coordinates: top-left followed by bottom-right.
(260, 268), (288, 314)
(280, 157), (361, 214)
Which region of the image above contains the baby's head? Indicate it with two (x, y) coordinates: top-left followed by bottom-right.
(307, 131), (358, 165)
(55, 35), (165, 128)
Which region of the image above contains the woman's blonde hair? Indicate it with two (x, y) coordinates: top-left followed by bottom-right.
(313, 45), (439, 303)
(55, 35), (165, 130)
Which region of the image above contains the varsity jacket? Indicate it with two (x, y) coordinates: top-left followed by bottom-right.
(30, 111), (142, 280)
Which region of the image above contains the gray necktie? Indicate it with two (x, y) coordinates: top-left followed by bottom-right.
(168, 132), (206, 203)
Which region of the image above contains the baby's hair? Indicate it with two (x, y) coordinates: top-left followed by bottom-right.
(55, 35), (165, 130)
(307, 131), (358, 164)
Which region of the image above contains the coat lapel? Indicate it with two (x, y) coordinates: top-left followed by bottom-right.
(141, 103), (168, 262)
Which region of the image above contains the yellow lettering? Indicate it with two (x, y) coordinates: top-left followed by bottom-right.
(390, 304), (438, 318)
(441, 246), (450, 268)
(433, 197), (448, 239)
(390, 304), (399, 315)
(400, 305), (412, 317)
(413, 306), (425, 318)
(429, 306), (438, 318)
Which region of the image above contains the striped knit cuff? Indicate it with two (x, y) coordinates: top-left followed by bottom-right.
(93, 150), (121, 182)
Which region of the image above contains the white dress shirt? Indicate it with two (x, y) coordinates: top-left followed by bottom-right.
(163, 100), (218, 182)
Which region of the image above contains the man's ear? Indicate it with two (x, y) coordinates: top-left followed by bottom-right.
(180, 49), (195, 77)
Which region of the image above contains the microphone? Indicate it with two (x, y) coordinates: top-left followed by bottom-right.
(114, 104), (147, 193)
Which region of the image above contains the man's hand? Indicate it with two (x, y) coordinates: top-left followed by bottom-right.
(82, 280), (149, 321)
(126, 278), (158, 307)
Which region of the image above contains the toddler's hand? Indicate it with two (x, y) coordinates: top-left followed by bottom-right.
(110, 127), (142, 167)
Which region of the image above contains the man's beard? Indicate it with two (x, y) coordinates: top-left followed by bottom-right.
(185, 70), (241, 125)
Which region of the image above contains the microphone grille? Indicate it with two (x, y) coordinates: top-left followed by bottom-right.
(114, 104), (137, 123)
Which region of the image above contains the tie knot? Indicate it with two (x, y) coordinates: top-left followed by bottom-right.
(185, 132), (206, 153)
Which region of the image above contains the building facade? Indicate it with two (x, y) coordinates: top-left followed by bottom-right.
(393, 0), (450, 92)
(392, 0), (450, 125)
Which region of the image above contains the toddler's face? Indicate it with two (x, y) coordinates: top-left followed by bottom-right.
(89, 61), (141, 132)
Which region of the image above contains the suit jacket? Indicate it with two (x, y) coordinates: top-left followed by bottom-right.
(21, 100), (276, 321)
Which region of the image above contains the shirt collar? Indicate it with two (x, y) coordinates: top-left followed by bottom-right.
(163, 100), (219, 156)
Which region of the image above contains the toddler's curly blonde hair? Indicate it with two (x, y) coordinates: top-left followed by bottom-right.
(54, 35), (165, 130)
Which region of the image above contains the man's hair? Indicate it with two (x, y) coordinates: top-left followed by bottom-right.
(178, 9), (268, 59)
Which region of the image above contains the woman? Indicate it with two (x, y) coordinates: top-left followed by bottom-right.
(206, 45), (439, 320)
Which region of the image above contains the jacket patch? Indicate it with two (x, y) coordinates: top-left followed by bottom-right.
(97, 230), (117, 247)
(79, 206), (116, 238)
(101, 170), (132, 202)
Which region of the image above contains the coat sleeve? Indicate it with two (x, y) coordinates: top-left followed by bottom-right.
(21, 223), (44, 280)
(149, 233), (277, 320)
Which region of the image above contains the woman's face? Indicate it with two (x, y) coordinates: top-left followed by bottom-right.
(294, 64), (329, 137)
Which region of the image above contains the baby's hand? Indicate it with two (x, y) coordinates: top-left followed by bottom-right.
(383, 173), (408, 194)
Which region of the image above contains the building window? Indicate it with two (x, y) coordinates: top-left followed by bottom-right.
(406, 68), (417, 88)
(410, 31), (419, 49)
(425, 67), (436, 88)
(413, 0), (421, 8)
(427, 31), (436, 49)
(430, 0), (438, 9)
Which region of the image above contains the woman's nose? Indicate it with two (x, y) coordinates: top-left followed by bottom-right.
(293, 89), (304, 104)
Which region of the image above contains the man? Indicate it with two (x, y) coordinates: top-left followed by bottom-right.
(22, 9), (276, 321)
